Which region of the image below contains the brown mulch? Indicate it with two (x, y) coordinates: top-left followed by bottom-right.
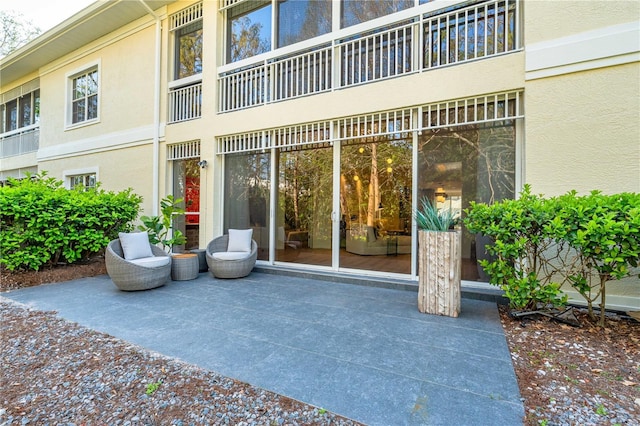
(0, 256), (107, 292)
(1, 261), (639, 425)
(500, 305), (639, 425)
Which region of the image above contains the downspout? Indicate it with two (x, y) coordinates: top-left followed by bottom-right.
(139, 0), (162, 216)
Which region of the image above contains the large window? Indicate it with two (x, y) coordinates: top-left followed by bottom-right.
(418, 121), (516, 281)
(1, 89), (39, 133)
(341, 0), (413, 28)
(278, 0), (332, 47)
(175, 21), (203, 80)
(70, 68), (98, 125)
(224, 152), (271, 260)
(228, 1), (272, 62)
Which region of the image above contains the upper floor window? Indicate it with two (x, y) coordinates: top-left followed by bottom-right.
(175, 21), (203, 80)
(171, 3), (204, 81)
(278, 0), (332, 48)
(228, 0), (272, 62)
(1, 89), (39, 133)
(225, 0), (420, 63)
(70, 68), (99, 125)
(341, 0), (413, 28)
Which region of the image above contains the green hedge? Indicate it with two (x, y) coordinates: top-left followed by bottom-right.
(465, 185), (640, 325)
(0, 173), (141, 271)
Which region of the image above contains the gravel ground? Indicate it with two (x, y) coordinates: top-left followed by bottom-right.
(2, 261), (639, 425)
(0, 298), (363, 425)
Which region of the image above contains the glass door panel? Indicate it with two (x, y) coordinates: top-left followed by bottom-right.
(340, 137), (412, 274)
(417, 122), (516, 281)
(224, 153), (271, 261)
(172, 158), (200, 250)
(276, 147), (333, 266)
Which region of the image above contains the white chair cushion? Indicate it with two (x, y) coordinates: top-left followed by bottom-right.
(129, 256), (170, 268)
(119, 231), (153, 260)
(212, 251), (251, 261)
(227, 229), (253, 252)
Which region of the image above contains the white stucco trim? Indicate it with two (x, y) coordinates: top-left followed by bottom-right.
(37, 124), (166, 161)
(525, 21), (640, 80)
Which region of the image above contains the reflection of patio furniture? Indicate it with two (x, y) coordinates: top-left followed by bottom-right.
(206, 230), (258, 279)
(105, 235), (172, 291)
(286, 230), (309, 248)
(346, 225), (411, 256)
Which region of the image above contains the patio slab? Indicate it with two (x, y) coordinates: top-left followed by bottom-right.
(2, 272), (524, 425)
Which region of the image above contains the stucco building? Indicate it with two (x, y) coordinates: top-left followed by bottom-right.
(1, 0), (638, 308)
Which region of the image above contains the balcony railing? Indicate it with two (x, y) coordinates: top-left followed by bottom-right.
(218, 0), (520, 113)
(0, 126), (39, 158)
(169, 82), (202, 124)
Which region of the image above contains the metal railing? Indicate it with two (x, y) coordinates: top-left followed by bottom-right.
(0, 126), (39, 158)
(218, 0), (521, 112)
(168, 82), (203, 124)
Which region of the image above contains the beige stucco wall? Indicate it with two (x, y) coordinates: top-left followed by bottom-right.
(524, 62), (640, 195)
(208, 53), (525, 137)
(38, 144), (154, 220)
(524, 0), (640, 44)
(37, 21), (157, 150)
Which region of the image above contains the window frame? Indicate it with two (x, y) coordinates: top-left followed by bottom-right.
(173, 19), (204, 81)
(64, 167), (98, 190)
(226, 0), (273, 63)
(65, 60), (101, 129)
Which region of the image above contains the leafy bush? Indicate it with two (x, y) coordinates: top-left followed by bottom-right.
(556, 191), (640, 326)
(465, 186), (640, 324)
(0, 173), (142, 271)
(464, 185), (568, 310)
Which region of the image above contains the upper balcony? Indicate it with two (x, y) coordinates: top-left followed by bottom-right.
(0, 125), (39, 159)
(217, 0), (521, 113)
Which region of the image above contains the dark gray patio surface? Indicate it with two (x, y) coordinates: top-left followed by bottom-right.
(2, 272), (524, 425)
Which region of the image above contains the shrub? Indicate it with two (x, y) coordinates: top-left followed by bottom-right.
(557, 191), (640, 326)
(465, 186), (640, 324)
(0, 172), (142, 271)
(464, 185), (568, 311)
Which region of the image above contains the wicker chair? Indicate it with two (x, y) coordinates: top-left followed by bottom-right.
(105, 239), (172, 291)
(206, 234), (258, 279)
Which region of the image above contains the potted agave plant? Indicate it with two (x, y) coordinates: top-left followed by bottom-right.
(415, 196), (461, 317)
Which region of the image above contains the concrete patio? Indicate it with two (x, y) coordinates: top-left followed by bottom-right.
(2, 271), (524, 425)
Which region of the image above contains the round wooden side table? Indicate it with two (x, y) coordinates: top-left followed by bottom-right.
(171, 253), (199, 281)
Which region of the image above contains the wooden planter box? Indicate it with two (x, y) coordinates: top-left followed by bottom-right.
(418, 230), (461, 317)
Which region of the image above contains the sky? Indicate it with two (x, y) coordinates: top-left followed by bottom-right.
(4, 0), (96, 33)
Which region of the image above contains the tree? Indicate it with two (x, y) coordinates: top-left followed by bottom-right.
(230, 16), (269, 62)
(0, 10), (41, 57)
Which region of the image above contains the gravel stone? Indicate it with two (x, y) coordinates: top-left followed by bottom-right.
(1, 298), (363, 425)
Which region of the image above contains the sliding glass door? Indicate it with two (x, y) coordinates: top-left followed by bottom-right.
(340, 137), (413, 274)
(276, 147), (333, 266)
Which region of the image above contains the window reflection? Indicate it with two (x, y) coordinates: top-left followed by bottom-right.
(175, 21), (203, 79)
(228, 1), (272, 62)
(278, 0), (332, 48)
(225, 152), (271, 260)
(418, 121), (516, 281)
(341, 0), (413, 28)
